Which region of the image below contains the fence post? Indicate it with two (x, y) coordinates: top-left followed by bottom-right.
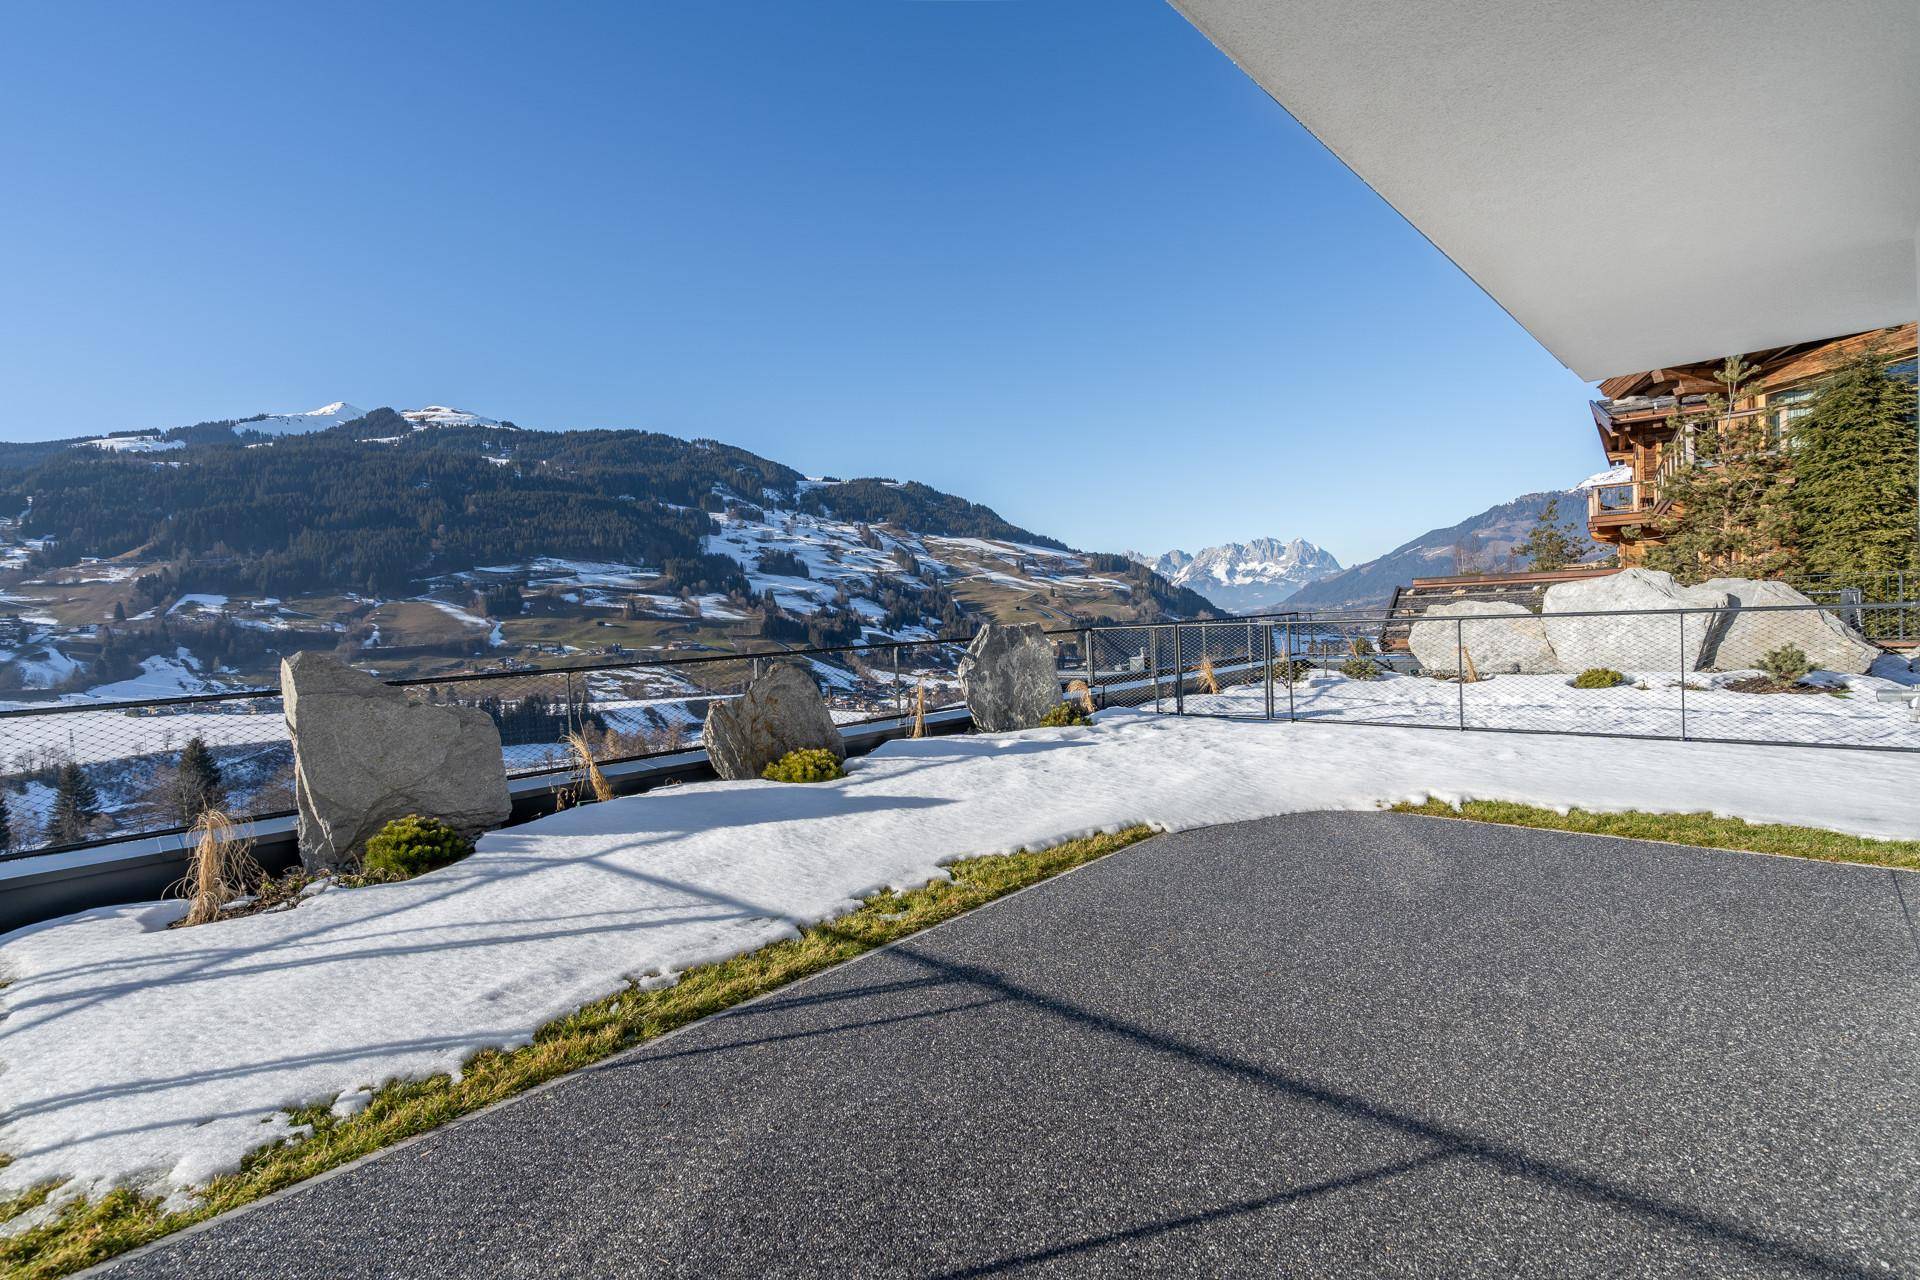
(1262, 622), (1274, 720)
(1455, 617), (1466, 730)
(892, 645), (902, 721)
(1172, 623), (1185, 715)
(1150, 629), (1161, 712)
(1678, 609), (1688, 741)
(1084, 629), (1096, 710)
(1285, 621), (1297, 722)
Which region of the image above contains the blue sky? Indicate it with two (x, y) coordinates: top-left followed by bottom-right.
(0, 0), (1600, 566)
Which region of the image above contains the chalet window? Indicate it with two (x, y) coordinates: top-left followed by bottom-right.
(1767, 386), (1817, 446)
(1888, 356), (1918, 385)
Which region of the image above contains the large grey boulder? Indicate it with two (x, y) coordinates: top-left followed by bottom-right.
(702, 662), (844, 781)
(1698, 578), (1880, 674)
(282, 652), (511, 872)
(1408, 601), (1557, 674)
(1541, 568), (1731, 673)
(959, 622), (1060, 732)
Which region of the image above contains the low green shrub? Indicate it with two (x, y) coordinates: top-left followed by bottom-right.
(1571, 667), (1625, 689)
(1758, 644), (1811, 687)
(1038, 702), (1091, 727)
(360, 815), (474, 880)
(1338, 658), (1382, 681)
(1272, 658), (1313, 684)
(761, 748), (846, 783)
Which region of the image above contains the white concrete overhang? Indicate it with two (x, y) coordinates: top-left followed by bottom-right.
(1170, 0), (1920, 380)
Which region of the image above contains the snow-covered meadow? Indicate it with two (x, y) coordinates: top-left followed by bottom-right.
(3, 707), (1918, 1212)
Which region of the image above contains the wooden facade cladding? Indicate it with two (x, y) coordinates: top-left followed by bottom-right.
(1582, 323), (1917, 562)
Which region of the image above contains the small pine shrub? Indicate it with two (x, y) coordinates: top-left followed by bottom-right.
(1038, 702), (1091, 727)
(361, 815), (475, 880)
(761, 748), (846, 783)
(1758, 644), (1811, 687)
(1571, 668), (1626, 689)
(1339, 658), (1382, 681)
(1273, 658), (1313, 684)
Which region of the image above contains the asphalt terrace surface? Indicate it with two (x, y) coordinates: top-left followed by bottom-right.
(106, 812), (1920, 1278)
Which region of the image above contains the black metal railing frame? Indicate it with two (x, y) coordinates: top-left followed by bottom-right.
(6, 599), (1915, 864)
(1077, 601), (1919, 754)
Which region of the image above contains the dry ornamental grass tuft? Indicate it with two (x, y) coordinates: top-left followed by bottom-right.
(170, 810), (260, 928)
(563, 730), (615, 805)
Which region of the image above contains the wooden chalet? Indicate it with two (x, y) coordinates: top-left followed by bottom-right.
(1581, 323), (1918, 563)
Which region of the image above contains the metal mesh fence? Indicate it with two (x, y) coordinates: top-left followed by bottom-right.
(0, 637), (977, 862)
(1091, 601), (1920, 750)
(6, 599), (1915, 864)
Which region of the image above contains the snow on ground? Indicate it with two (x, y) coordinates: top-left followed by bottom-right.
(3, 708), (1918, 1209)
(400, 405), (500, 429)
(78, 434), (183, 454)
(0, 636), (83, 689)
(166, 594), (229, 616)
(71, 651), (221, 702)
(244, 402), (364, 437)
(1187, 667), (1920, 748)
(419, 600), (506, 646)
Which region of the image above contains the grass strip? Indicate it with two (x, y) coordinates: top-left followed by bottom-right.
(1392, 800), (1920, 871)
(1, 826), (1156, 1279)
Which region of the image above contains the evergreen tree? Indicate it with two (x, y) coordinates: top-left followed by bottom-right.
(49, 760), (101, 844)
(174, 734), (226, 824)
(1643, 356), (1800, 582)
(1786, 346), (1919, 580)
(0, 788), (11, 854)
(1518, 495), (1580, 571)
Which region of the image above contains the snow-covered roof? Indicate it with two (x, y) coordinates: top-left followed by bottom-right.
(1578, 465), (1634, 490)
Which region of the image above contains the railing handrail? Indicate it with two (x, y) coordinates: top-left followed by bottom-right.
(7, 595), (1906, 725)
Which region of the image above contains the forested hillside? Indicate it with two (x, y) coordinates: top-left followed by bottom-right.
(4, 410), (807, 596)
(0, 407), (1216, 632)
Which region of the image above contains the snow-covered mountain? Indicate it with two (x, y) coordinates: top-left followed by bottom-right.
(1131, 537), (1341, 614)
(1284, 489), (1605, 613)
(400, 405), (501, 429)
(246, 401), (366, 436)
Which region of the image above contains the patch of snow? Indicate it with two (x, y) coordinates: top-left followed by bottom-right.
(400, 406), (500, 430)
(73, 652), (223, 702)
(245, 402), (365, 437)
(166, 594), (228, 616)
(77, 435), (183, 454)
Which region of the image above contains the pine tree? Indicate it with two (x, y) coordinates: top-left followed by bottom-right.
(1518, 495), (1580, 571)
(0, 788), (11, 854)
(1643, 356), (1800, 582)
(174, 735), (226, 825)
(1786, 346), (1919, 580)
(49, 760), (101, 844)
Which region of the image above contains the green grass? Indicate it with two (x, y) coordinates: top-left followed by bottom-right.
(0, 826), (1156, 1279)
(1391, 800), (1920, 870)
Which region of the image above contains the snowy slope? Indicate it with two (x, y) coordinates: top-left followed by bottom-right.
(245, 402), (366, 437)
(78, 434), (183, 454)
(3, 710), (1917, 1207)
(1137, 537), (1340, 614)
(400, 405), (500, 429)
(1288, 489), (1606, 613)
